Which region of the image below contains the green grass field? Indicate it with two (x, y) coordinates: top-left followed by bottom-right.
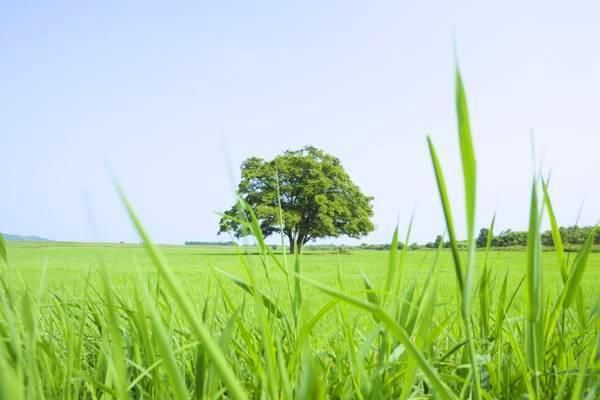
(1, 240), (598, 398)
(7, 241), (600, 309)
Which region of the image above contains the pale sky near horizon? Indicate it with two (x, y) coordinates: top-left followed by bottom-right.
(2, 2), (599, 245)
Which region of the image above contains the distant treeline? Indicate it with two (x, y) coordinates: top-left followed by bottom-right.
(422, 225), (600, 249)
(356, 225), (599, 251)
(480, 225), (599, 248)
(185, 225), (598, 251)
(184, 241), (235, 246)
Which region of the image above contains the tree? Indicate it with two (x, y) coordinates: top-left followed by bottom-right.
(218, 146), (375, 253)
(476, 228), (489, 248)
(425, 234), (444, 248)
(541, 230), (554, 247)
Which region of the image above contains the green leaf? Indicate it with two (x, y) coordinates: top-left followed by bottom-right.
(524, 178), (544, 395)
(293, 247), (303, 321)
(563, 227), (597, 308)
(480, 216), (495, 338)
(0, 233), (7, 265)
(360, 271), (381, 323)
(426, 136), (464, 292)
(134, 272), (189, 400)
(383, 226), (399, 306)
(296, 272), (457, 400)
(542, 177), (588, 326)
(541, 177), (566, 279)
(116, 184), (249, 400)
(215, 269), (285, 319)
(360, 271), (380, 307)
(455, 67), (477, 240)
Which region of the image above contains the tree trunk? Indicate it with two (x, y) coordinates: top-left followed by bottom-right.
(288, 237), (303, 254)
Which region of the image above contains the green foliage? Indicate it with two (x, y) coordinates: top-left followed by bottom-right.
(554, 225), (600, 246)
(476, 228), (489, 248)
(359, 242), (405, 250)
(0, 233), (7, 265)
(428, 64), (481, 399)
(118, 185), (249, 400)
(219, 146), (374, 253)
(524, 179), (544, 396)
(424, 234), (445, 248)
(475, 225), (600, 249)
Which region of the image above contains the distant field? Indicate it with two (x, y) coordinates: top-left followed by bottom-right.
(8, 241), (600, 297)
(6, 241), (600, 337)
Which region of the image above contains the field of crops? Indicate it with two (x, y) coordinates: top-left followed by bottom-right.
(6, 242), (600, 311)
(0, 237), (598, 399)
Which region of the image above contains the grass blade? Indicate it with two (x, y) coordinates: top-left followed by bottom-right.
(426, 137), (464, 292)
(116, 184), (249, 400)
(0, 233), (7, 265)
(214, 269), (285, 318)
(134, 275), (189, 400)
(383, 226), (399, 306)
(563, 227), (597, 308)
(296, 272), (457, 400)
(479, 215), (495, 338)
(525, 178), (544, 397)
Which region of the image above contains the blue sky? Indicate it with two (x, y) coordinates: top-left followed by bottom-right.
(2, 2), (599, 244)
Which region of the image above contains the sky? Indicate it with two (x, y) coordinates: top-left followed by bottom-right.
(1, 1), (599, 245)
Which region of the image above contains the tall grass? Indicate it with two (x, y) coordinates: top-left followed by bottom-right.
(0, 68), (598, 399)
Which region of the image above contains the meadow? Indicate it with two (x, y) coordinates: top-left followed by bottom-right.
(0, 238), (598, 399)
(6, 241), (600, 312)
(1, 68), (598, 399)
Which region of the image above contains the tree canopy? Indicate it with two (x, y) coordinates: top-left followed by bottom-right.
(474, 225), (600, 249)
(218, 146), (374, 253)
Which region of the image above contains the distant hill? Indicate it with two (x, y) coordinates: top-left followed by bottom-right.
(1, 233), (49, 241)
